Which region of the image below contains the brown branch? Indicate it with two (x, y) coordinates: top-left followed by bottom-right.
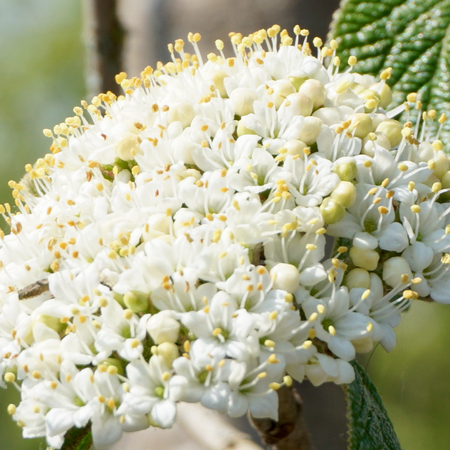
(83, 0), (125, 97)
(18, 279), (49, 300)
(249, 386), (316, 450)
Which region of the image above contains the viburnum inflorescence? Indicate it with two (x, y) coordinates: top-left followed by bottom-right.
(1, 25), (450, 448)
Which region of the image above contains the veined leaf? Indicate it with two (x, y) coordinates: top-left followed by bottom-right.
(60, 425), (92, 450)
(329, 0), (450, 147)
(345, 361), (402, 450)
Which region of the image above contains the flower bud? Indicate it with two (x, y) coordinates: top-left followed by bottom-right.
(299, 79), (326, 109)
(288, 76), (307, 91)
(370, 82), (392, 108)
(123, 291), (149, 313)
(382, 257), (412, 288)
(270, 263), (300, 292)
(147, 313), (180, 344)
(166, 100), (195, 128)
(349, 247), (380, 271)
(284, 140), (308, 157)
(353, 231), (378, 250)
(371, 113), (389, 129)
(376, 119), (402, 147)
(348, 113), (375, 139)
(417, 141), (434, 162)
(273, 80), (296, 109)
(36, 315), (67, 333)
(313, 107), (341, 126)
(333, 160), (357, 181)
(212, 70), (229, 98)
(156, 342), (180, 368)
(115, 132), (143, 161)
(285, 93), (313, 117)
(320, 197), (345, 224)
(440, 171), (450, 200)
(331, 181), (356, 208)
(298, 116), (323, 145)
(230, 88), (258, 116)
(344, 268), (371, 290)
(433, 151), (449, 179)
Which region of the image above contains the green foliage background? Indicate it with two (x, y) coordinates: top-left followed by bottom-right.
(1, 1), (450, 449)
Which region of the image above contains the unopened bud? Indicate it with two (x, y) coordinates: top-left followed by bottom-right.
(320, 197), (345, 224)
(270, 263), (300, 293)
(331, 181), (356, 208)
(376, 119), (402, 148)
(349, 247), (380, 271)
(333, 160), (357, 181)
(157, 342), (180, 368)
(230, 88), (258, 116)
(146, 313), (180, 344)
(344, 268), (371, 290)
(382, 257), (412, 288)
(123, 291), (149, 313)
(299, 79), (326, 109)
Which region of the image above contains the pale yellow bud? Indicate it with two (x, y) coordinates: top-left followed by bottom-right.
(320, 197), (345, 224)
(331, 181), (357, 208)
(349, 247), (380, 271)
(230, 88), (258, 116)
(298, 79), (326, 109)
(376, 119), (403, 148)
(344, 268), (371, 290)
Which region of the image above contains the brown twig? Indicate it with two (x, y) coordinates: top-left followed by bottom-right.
(250, 386), (316, 450)
(83, 0), (125, 97)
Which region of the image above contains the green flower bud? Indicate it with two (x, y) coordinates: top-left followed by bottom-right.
(156, 342), (180, 368)
(273, 80), (296, 109)
(284, 93), (313, 117)
(299, 79), (326, 109)
(123, 291), (150, 313)
(349, 113), (375, 139)
(333, 160), (357, 181)
(370, 82), (392, 108)
(283, 139), (308, 157)
(114, 132), (143, 161)
(344, 268), (371, 290)
(230, 88), (258, 116)
(298, 116), (322, 145)
(433, 151), (449, 180)
(376, 119), (402, 147)
(320, 197), (345, 224)
(349, 247), (380, 271)
(331, 181), (356, 208)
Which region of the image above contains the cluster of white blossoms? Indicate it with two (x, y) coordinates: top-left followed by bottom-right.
(1, 25), (450, 448)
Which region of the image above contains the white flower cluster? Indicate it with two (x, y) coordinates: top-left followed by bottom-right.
(1, 25), (450, 448)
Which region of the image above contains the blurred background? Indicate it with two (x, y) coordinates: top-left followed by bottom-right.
(1, 0), (450, 449)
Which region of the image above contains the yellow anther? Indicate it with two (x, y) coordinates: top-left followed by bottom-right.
(411, 205), (421, 213)
(317, 304), (325, 314)
(302, 340), (313, 349)
(265, 339), (276, 348)
(328, 325), (337, 336)
(348, 55), (357, 66)
(308, 328), (316, 339)
(258, 372), (267, 379)
(366, 322), (374, 332)
(269, 311), (278, 320)
(362, 289), (371, 300)
(338, 246), (348, 253)
(306, 244), (317, 251)
(269, 382), (281, 390)
(268, 354), (280, 364)
(308, 312), (318, 322)
(398, 163), (408, 172)
(378, 206), (389, 215)
(212, 328), (222, 337)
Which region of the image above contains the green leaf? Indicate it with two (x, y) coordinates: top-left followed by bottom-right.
(60, 424), (92, 450)
(345, 361), (402, 450)
(329, 0), (450, 146)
